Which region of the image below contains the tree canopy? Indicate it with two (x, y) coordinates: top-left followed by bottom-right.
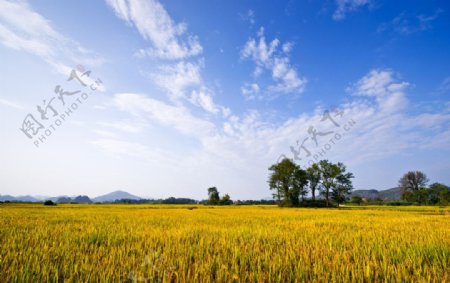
(268, 158), (354, 207)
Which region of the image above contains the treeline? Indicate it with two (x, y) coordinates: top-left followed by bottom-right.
(268, 159), (354, 207)
(114, 197), (197, 204)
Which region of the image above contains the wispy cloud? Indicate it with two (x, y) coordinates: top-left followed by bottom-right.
(105, 0), (202, 60)
(241, 83), (260, 100)
(190, 87), (220, 114)
(113, 93), (216, 137)
(333, 0), (373, 21)
(378, 9), (444, 35)
(0, 98), (23, 110)
(106, 0), (224, 118)
(0, 0), (103, 74)
(91, 138), (170, 161)
(97, 121), (144, 133)
(240, 9), (256, 26)
(241, 27), (306, 98)
(437, 76), (450, 94)
(151, 61), (202, 100)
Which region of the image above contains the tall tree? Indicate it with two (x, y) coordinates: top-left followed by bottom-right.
(331, 170), (354, 205)
(318, 160), (354, 207)
(268, 158), (308, 207)
(207, 187), (220, 205)
(292, 167), (309, 205)
(398, 171), (429, 203)
(306, 163), (321, 201)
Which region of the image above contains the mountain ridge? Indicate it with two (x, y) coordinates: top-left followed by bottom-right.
(351, 187), (402, 201)
(92, 190), (142, 203)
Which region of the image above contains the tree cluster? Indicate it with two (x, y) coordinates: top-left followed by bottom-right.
(268, 159), (354, 207)
(399, 171), (450, 205)
(206, 187), (233, 205)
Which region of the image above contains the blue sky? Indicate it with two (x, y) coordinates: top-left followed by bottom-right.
(0, 0), (449, 199)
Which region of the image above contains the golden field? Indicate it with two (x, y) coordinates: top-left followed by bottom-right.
(0, 204), (449, 282)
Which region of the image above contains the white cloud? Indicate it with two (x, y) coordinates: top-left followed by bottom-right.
(268, 57), (306, 94)
(241, 27), (306, 97)
(151, 61), (202, 100)
(0, 98), (23, 110)
(106, 0), (202, 60)
(150, 60), (223, 115)
(349, 69), (409, 112)
(282, 42), (293, 53)
(190, 88), (219, 114)
(241, 83), (260, 100)
(333, 0), (372, 21)
(0, 0), (103, 74)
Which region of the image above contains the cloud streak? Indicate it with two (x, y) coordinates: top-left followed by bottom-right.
(377, 9), (444, 35)
(0, 0), (103, 74)
(333, 0), (373, 20)
(106, 0), (202, 60)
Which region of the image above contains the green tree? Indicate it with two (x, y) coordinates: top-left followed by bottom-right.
(43, 200), (56, 206)
(332, 170), (354, 205)
(219, 194), (233, 205)
(293, 167), (309, 204)
(207, 187), (220, 205)
(428, 183), (450, 205)
(306, 163), (321, 201)
(268, 158), (308, 207)
(318, 160), (354, 207)
(398, 171), (429, 204)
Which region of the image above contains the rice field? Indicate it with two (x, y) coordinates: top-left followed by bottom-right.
(0, 204), (449, 282)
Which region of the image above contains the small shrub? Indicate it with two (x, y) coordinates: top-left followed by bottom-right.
(44, 200), (56, 206)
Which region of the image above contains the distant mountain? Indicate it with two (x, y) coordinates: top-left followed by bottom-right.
(56, 196), (73, 203)
(73, 195), (92, 204)
(0, 195), (40, 202)
(92, 190), (141, 203)
(351, 190), (379, 200)
(378, 187), (402, 201)
(0, 195), (16, 202)
(351, 187), (401, 201)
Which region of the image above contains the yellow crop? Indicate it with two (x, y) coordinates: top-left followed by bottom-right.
(0, 204), (448, 282)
